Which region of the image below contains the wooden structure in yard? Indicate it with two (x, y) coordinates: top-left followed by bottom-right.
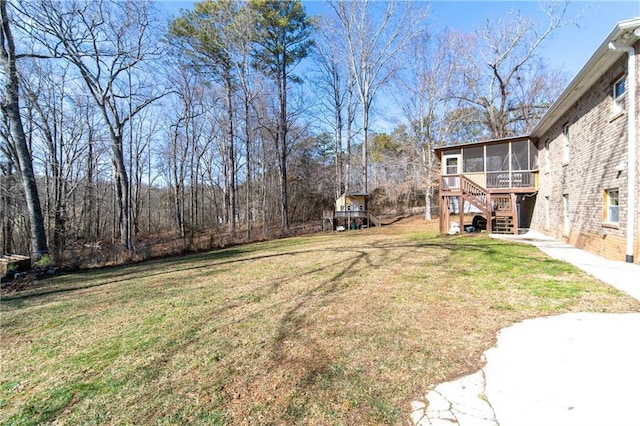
(435, 136), (539, 235)
(0, 254), (31, 279)
(323, 192), (381, 231)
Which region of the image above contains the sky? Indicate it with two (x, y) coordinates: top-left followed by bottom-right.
(160, 0), (640, 81)
(158, 0), (639, 134)
(427, 0), (638, 78)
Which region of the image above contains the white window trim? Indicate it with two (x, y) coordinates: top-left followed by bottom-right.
(443, 154), (462, 175)
(563, 194), (570, 236)
(613, 75), (626, 115)
(544, 195), (550, 231)
(562, 124), (570, 165)
(604, 188), (620, 225)
(544, 140), (550, 173)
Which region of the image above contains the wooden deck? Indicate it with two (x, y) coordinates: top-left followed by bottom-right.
(439, 174), (535, 235)
(323, 210), (381, 231)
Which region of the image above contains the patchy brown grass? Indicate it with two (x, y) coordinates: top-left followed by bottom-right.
(1, 218), (638, 425)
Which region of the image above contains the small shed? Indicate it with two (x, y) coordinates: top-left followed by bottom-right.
(335, 192), (367, 213)
(323, 192), (381, 231)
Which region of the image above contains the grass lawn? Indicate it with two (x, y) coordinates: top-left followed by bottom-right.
(2, 218), (638, 425)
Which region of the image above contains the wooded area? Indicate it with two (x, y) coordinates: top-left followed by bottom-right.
(0, 0), (571, 267)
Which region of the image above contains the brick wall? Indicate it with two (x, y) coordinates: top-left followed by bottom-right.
(531, 44), (639, 263)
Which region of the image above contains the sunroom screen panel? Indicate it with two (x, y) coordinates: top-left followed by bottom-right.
(486, 144), (509, 171)
(511, 140), (529, 171)
(463, 146), (484, 172)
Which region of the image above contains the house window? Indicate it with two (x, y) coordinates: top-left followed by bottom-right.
(604, 189), (619, 224)
(544, 140), (550, 173)
(444, 155), (461, 175)
(613, 76), (626, 115)
(562, 124), (570, 165)
(544, 196), (550, 230)
(563, 194), (570, 235)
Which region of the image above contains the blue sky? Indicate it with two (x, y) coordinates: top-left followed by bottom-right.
(425, 0), (638, 78)
(160, 0), (639, 81)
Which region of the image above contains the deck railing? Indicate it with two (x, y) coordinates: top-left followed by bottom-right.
(333, 210), (368, 219)
(441, 171), (535, 191)
(441, 175), (461, 191)
(485, 171), (535, 189)
(490, 195), (513, 212)
(461, 176), (487, 205)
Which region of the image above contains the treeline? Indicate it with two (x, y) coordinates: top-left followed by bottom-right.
(0, 0), (571, 265)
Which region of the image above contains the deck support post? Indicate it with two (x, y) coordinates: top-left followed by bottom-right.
(459, 196), (464, 233)
(511, 194), (518, 235)
(486, 194), (492, 234)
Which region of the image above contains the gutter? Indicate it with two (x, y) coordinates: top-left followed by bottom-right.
(609, 41), (637, 263)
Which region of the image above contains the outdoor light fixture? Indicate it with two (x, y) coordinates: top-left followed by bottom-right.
(615, 162), (626, 172)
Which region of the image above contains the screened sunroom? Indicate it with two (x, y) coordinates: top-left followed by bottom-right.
(436, 136), (539, 193)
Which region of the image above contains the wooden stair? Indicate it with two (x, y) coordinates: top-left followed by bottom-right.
(459, 176), (518, 234)
(493, 216), (515, 234)
(460, 176), (489, 213)
(368, 213), (382, 227)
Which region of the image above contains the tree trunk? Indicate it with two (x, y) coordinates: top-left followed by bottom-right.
(244, 91), (251, 240)
(84, 127), (95, 241)
(362, 100), (369, 194)
(111, 140), (131, 249)
(345, 82), (354, 194)
(278, 62), (289, 231)
(225, 69), (236, 238)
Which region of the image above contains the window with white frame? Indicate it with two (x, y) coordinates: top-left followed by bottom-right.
(562, 124), (570, 165)
(604, 189), (619, 224)
(563, 194), (570, 235)
(544, 140), (550, 173)
(544, 195), (550, 230)
(613, 76), (626, 115)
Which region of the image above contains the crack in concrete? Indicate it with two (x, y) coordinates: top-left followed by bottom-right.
(480, 367), (499, 426)
(410, 369), (499, 425)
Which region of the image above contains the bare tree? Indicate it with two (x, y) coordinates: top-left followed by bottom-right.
(395, 30), (459, 220)
(0, 0), (48, 260)
(17, 0), (167, 250)
(21, 60), (89, 260)
(311, 17), (349, 200)
(454, 3), (573, 138)
(0, 128), (19, 254)
(328, 0), (419, 195)
(170, 0), (245, 238)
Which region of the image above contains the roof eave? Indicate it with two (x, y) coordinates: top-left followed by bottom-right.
(531, 17), (640, 138)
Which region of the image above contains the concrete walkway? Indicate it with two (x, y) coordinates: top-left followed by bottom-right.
(410, 230), (640, 426)
(491, 230), (640, 300)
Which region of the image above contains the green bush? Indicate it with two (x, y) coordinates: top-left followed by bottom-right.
(34, 254), (53, 268)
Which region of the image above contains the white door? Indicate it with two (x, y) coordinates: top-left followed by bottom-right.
(443, 154), (462, 191)
(443, 154), (462, 175)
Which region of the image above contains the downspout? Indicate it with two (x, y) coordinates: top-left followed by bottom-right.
(609, 41), (636, 263)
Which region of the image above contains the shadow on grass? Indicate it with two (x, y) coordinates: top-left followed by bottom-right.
(1, 234), (557, 307)
(2, 231), (585, 424)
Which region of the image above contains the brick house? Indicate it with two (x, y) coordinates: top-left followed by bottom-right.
(436, 17), (639, 264)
